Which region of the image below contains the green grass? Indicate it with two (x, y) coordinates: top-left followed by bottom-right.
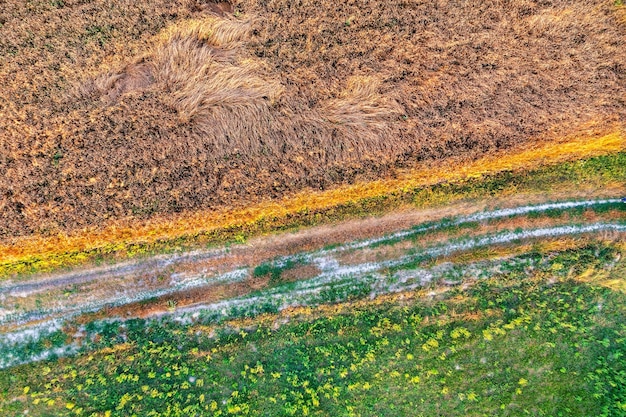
(253, 258), (302, 285)
(411, 152), (626, 208)
(1, 244), (625, 416)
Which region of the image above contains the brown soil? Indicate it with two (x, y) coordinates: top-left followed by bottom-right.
(1, 0), (624, 239)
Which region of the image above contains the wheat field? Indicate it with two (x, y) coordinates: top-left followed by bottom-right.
(1, 0), (624, 241)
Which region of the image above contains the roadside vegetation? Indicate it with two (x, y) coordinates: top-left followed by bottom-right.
(2, 146), (624, 280)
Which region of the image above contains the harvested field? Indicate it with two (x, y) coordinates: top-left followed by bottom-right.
(1, 0), (625, 241)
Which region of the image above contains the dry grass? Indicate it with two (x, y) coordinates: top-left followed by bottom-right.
(80, 15), (284, 154)
(0, 0), (624, 240)
(323, 76), (403, 127)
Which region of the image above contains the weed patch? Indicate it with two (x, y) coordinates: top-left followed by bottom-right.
(2, 258), (625, 416)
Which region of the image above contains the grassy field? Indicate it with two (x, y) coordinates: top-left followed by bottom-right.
(1, 242), (625, 416)
(1, 197), (625, 416)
